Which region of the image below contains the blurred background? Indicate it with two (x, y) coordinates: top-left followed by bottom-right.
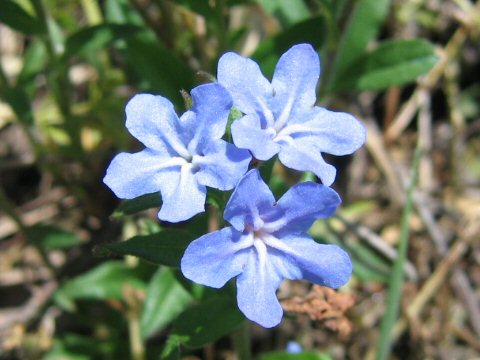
(0, 0), (479, 359)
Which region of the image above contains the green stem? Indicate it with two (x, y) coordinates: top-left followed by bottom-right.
(80, 0), (103, 25)
(128, 314), (146, 360)
(231, 321), (252, 360)
(375, 143), (421, 360)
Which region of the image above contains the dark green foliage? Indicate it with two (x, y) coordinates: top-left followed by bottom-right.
(99, 229), (196, 267)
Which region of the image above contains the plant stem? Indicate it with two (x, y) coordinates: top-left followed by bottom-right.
(375, 142), (421, 360)
(128, 315), (146, 360)
(122, 221), (145, 360)
(231, 321), (252, 360)
(80, 0), (103, 25)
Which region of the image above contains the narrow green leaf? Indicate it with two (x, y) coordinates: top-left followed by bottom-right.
(140, 268), (193, 339)
(329, 0), (390, 88)
(170, 295), (245, 349)
(56, 262), (147, 305)
(336, 39), (438, 90)
(99, 229), (195, 267)
(376, 144), (421, 360)
(350, 260), (389, 283)
(28, 224), (83, 250)
(112, 192), (161, 217)
(0, 0), (43, 35)
(17, 40), (48, 88)
(172, 0), (215, 19)
(62, 24), (142, 60)
(161, 335), (187, 360)
(50, 18), (66, 55)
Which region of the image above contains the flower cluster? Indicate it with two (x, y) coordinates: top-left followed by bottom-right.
(104, 44), (366, 327)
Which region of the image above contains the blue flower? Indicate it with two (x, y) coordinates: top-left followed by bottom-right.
(217, 43), (366, 186)
(103, 83), (251, 222)
(181, 169), (352, 328)
(286, 341), (303, 354)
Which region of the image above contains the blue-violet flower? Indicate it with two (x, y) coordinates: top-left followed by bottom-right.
(181, 169), (352, 328)
(103, 83), (251, 222)
(217, 43), (366, 186)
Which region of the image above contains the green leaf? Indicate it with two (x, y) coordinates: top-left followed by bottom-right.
(351, 260), (389, 283)
(329, 0), (390, 88)
(55, 262), (148, 306)
(99, 229), (195, 267)
(28, 224), (83, 250)
(1, 86), (34, 126)
(169, 295), (245, 349)
(252, 16), (327, 78)
(0, 0), (43, 35)
(161, 335), (187, 360)
(17, 40), (48, 89)
(123, 36), (194, 107)
(206, 188), (231, 210)
(112, 192), (161, 217)
(256, 0), (310, 26)
(140, 268), (193, 339)
(45, 15), (66, 55)
(173, 0), (215, 19)
(336, 39), (438, 90)
(62, 24), (142, 60)
(44, 334), (115, 360)
(260, 352), (333, 360)
(105, 0), (144, 25)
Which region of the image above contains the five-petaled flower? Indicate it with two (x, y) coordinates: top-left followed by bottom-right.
(181, 169), (352, 328)
(218, 43), (366, 186)
(103, 83), (251, 222)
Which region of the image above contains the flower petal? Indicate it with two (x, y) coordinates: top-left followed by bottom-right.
(277, 139), (337, 186)
(181, 227), (250, 288)
(283, 107), (366, 155)
(103, 149), (182, 199)
(231, 114), (280, 160)
(264, 233), (352, 289)
(263, 182), (341, 234)
(194, 140), (251, 191)
(126, 94), (190, 159)
(187, 83), (233, 153)
(224, 170), (275, 231)
(270, 44), (319, 129)
(218, 52), (275, 128)
(236, 241), (283, 328)
(157, 164), (206, 222)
